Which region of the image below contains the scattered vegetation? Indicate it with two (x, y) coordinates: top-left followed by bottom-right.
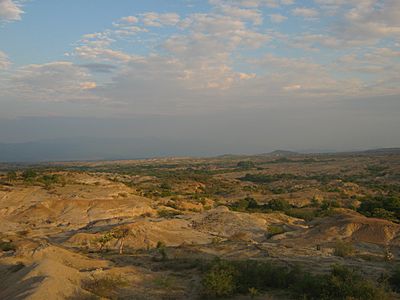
(333, 240), (355, 257)
(156, 241), (168, 261)
(201, 259), (390, 299)
(22, 169), (38, 182)
(95, 227), (131, 253)
(40, 174), (64, 189)
(230, 196), (339, 222)
(358, 195), (400, 223)
(202, 260), (238, 297)
(6, 171), (17, 182)
(236, 161), (256, 169)
(267, 225), (285, 238)
(240, 173), (299, 184)
(0, 240), (16, 252)
(158, 209), (180, 218)
(81, 274), (127, 299)
(389, 266), (400, 292)
(1, 152), (399, 299)
(152, 275), (176, 289)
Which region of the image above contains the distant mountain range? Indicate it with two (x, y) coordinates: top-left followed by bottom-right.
(0, 137), (206, 163)
(266, 150), (299, 156)
(0, 137), (398, 163)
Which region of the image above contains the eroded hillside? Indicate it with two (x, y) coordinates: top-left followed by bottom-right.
(1, 151), (400, 299)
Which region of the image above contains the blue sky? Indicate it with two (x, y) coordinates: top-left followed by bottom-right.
(0, 0), (399, 152)
(1, 1), (212, 65)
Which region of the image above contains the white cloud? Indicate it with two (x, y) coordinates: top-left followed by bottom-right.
(3, 62), (102, 103)
(141, 12), (180, 27)
(215, 4), (263, 25)
(313, 0), (400, 44)
(75, 46), (134, 62)
(0, 51), (11, 69)
(269, 14), (287, 23)
(292, 7), (319, 18)
(209, 0), (294, 8)
(333, 47), (400, 94)
(120, 16), (138, 24)
(64, 4), (399, 114)
(2, 2), (399, 117)
(0, 0), (23, 22)
(162, 13), (268, 90)
(245, 53), (369, 98)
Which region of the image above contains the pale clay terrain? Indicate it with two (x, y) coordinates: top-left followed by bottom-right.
(0, 156), (400, 299)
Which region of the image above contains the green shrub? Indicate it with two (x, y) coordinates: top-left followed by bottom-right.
(237, 161), (256, 169)
(0, 241), (16, 251)
(240, 173), (298, 184)
(358, 195), (400, 222)
(285, 208), (318, 222)
(389, 266), (400, 292)
(40, 174), (61, 189)
(267, 225), (285, 237)
(230, 197), (258, 211)
(156, 241), (167, 261)
(202, 260), (237, 298)
(22, 169), (37, 181)
(320, 199), (341, 210)
(81, 274), (127, 299)
(371, 208), (397, 222)
(6, 171), (17, 182)
(160, 182), (172, 190)
(321, 264), (389, 300)
(333, 241), (355, 257)
(158, 209), (180, 218)
(201, 260), (389, 299)
(268, 199), (291, 211)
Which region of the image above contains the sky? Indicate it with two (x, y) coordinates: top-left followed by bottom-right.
(0, 0), (399, 158)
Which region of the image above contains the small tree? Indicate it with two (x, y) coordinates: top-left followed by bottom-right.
(22, 169), (37, 182)
(6, 171), (17, 182)
(334, 240), (355, 257)
(156, 241), (167, 261)
(237, 161), (255, 169)
(389, 266), (400, 292)
(96, 232), (115, 252)
(41, 174), (60, 189)
(112, 227), (130, 254)
(202, 260), (237, 297)
(268, 199), (291, 211)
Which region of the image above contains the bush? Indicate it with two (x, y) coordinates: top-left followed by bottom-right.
(22, 169), (37, 181)
(158, 209), (180, 218)
(333, 241), (355, 257)
(156, 241), (167, 261)
(358, 195), (400, 222)
(320, 199), (341, 211)
(268, 199), (291, 211)
(0, 241), (16, 251)
(6, 171), (17, 182)
(230, 197), (258, 211)
(81, 274), (127, 299)
(371, 208), (397, 222)
(321, 264), (389, 300)
(267, 225), (285, 237)
(202, 260), (237, 297)
(237, 161), (256, 169)
(240, 173), (298, 184)
(40, 174), (61, 189)
(201, 260), (389, 299)
(160, 182), (172, 190)
(285, 208), (318, 222)
(389, 266), (400, 292)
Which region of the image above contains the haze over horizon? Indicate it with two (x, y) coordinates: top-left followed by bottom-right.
(1, 0), (399, 161)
